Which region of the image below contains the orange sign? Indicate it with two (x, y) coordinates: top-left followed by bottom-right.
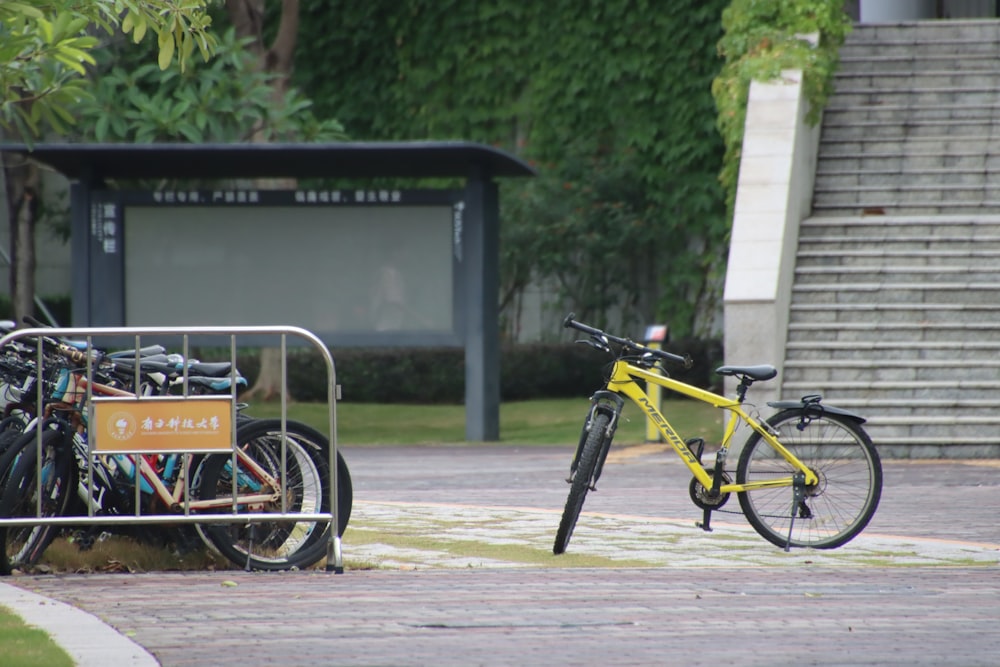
(92, 397), (234, 453)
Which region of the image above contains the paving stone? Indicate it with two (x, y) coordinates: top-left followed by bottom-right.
(2, 445), (998, 666)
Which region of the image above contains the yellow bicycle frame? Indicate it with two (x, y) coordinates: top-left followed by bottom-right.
(605, 360), (819, 492)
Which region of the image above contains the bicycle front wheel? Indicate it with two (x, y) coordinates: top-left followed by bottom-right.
(737, 409), (882, 549)
(0, 430), (78, 575)
(554, 412), (610, 555)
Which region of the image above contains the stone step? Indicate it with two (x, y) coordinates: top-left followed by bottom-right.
(781, 381), (1000, 405)
(793, 265), (1000, 284)
(784, 378), (1000, 390)
(787, 335), (1000, 348)
(783, 359), (1000, 383)
(812, 206), (1000, 216)
(811, 193), (1000, 214)
(847, 19), (1000, 36)
(813, 181), (1000, 195)
(792, 397), (1000, 414)
(784, 340), (1000, 362)
(833, 72), (1000, 93)
(799, 214), (1000, 232)
(788, 302), (1000, 325)
(815, 154), (1000, 173)
(823, 102), (1000, 122)
(787, 321), (1000, 344)
(815, 171), (998, 191)
(854, 423), (1000, 453)
(831, 88), (1000, 107)
(793, 280), (1000, 291)
(841, 22), (1000, 56)
(812, 190), (1000, 205)
(799, 235), (1000, 249)
(822, 119), (1000, 141)
(796, 248), (1000, 263)
(820, 135), (1000, 154)
(869, 436), (1000, 458)
(837, 54), (1000, 74)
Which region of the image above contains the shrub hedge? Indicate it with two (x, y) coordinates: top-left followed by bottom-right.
(0, 295), (72, 327)
(230, 339), (724, 404)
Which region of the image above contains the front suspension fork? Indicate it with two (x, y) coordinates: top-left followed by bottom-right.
(568, 391), (624, 488)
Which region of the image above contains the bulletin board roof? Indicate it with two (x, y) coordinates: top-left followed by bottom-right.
(1, 141), (536, 181)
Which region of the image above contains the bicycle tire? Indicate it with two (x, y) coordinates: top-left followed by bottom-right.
(195, 419), (352, 571)
(554, 412), (610, 555)
(0, 421), (29, 493)
(0, 430), (78, 575)
(736, 409), (882, 549)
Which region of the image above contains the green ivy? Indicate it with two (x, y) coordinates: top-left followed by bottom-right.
(712, 0), (851, 219)
(285, 0), (730, 338)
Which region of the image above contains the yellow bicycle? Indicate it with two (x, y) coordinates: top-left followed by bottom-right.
(555, 314), (882, 554)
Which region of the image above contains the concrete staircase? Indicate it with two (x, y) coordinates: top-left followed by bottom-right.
(788, 21), (1000, 457)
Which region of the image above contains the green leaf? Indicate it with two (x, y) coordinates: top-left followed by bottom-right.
(36, 17), (54, 43)
(158, 35), (175, 70)
(134, 15), (148, 43)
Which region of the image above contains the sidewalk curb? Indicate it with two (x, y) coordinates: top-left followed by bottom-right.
(0, 582), (159, 667)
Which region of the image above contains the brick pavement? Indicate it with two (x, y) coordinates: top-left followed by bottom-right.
(9, 567), (1000, 667)
(1, 446), (998, 666)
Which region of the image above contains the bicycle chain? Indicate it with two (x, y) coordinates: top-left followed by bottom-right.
(693, 469), (805, 521)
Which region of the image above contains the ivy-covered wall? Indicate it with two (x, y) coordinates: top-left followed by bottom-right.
(286, 0), (730, 339)
(263, 0), (849, 342)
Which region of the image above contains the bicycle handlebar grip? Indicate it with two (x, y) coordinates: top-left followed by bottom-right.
(563, 313), (605, 337)
(19, 317), (90, 364)
(57, 343), (88, 364)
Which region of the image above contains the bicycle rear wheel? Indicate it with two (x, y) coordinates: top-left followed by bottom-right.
(0, 430), (78, 575)
(737, 409), (882, 549)
(554, 412), (610, 555)
(195, 419), (352, 571)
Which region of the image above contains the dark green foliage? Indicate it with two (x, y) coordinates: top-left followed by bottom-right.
(0, 294), (71, 327)
(73, 28), (345, 144)
(287, 0), (730, 338)
(230, 341), (723, 405)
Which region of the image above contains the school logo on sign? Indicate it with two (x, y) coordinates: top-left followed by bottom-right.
(107, 411), (137, 442)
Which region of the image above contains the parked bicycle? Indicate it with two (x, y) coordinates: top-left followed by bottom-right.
(555, 314), (882, 554)
(0, 325), (352, 573)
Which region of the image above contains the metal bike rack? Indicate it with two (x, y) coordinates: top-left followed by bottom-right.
(0, 325), (344, 573)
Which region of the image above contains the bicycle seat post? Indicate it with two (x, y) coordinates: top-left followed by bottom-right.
(736, 376), (752, 403)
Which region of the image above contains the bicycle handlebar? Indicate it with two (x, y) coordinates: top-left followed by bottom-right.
(20, 316), (95, 365)
(563, 313), (693, 369)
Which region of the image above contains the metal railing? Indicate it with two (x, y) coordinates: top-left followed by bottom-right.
(0, 325), (343, 573)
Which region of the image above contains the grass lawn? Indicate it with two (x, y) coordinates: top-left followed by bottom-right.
(0, 606), (74, 667)
(243, 397), (725, 446)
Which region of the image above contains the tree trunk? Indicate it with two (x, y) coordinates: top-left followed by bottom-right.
(3, 155), (39, 325)
(227, 0), (300, 402)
